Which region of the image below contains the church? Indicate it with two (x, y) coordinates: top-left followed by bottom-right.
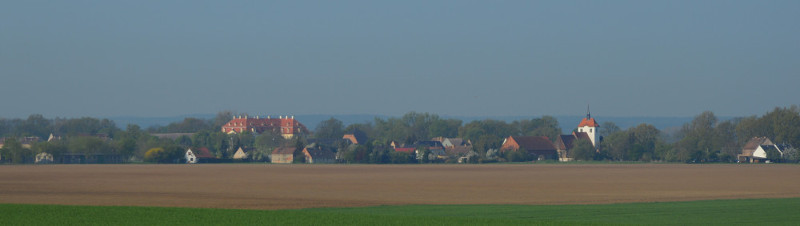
(554, 107), (600, 162)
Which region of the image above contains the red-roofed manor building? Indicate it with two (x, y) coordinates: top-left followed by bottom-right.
(221, 115), (309, 139)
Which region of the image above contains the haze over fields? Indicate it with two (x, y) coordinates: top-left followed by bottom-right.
(1, 1), (799, 119)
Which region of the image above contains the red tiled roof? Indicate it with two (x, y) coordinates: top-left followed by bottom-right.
(222, 117), (309, 135)
(191, 147), (216, 159)
(578, 117), (599, 127)
(272, 147), (297, 155)
(509, 136), (556, 151)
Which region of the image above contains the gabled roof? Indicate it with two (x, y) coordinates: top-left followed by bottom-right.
(578, 117), (599, 127)
(272, 147), (297, 155)
(189, 147), (216, 159)
(510, 136), (556, 151)
(415, 141), (444, 149)
(555, 132), (592, 150)
(443, 138), (466, 147)
(236, 147), (255, 153)
(303, 147), (336, 159)
(446, 146), (472, 156)
(554, 135), (576, 150)
(342, 130), (367, 144)
(743, 137), (772, 151)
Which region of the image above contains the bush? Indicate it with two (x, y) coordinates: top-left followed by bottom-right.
(144, 148), (165, 163)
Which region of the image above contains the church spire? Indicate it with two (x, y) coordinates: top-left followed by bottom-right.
(586, 104), (591, 119)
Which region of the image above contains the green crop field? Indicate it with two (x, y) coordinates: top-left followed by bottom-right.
(4, 198), (799, 225)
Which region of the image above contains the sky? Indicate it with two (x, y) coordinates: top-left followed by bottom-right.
(1, 1), (798, 119)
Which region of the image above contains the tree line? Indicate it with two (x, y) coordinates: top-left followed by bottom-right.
(2, 106), (799, 164)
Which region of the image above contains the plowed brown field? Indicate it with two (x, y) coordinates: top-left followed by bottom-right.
(2, 164), (799, 209)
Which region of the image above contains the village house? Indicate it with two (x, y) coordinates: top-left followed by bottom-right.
(500, 136), (558, 160)
(302, 146), (336, 163)
(392, 140), (448, 160)
(738, 137), (773, 163)
(185, 147), (216, 164)
(433, 137), (472, 158)
(35, 152), (54, 164)
(737, 137), (794, 163)
(233, 147), (252, 160)
(221, 115), (309, 139)
(271, 147), (297, 164)
(342, 130), (367, 145)
(440, 138), (470, 149)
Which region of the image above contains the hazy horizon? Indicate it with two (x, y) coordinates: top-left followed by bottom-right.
(2, 1), (798, 118)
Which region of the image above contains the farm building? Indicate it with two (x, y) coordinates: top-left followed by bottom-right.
(738, 137), (774, 163)
(500, 136), (557, 160)
(35, 152), (54, 164)
(271, 147), (297, 164)
(186, 147), (216, 164)
(302, 146), (336, 163)
(554, 132), (592, 162)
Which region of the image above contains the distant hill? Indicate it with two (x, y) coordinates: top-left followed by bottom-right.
(110, 114), (732, 131)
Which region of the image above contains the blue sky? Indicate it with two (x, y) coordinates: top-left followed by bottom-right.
(1, 1), (798, 118)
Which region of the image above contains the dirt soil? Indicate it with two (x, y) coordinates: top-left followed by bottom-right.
(1, 164), (799, 210)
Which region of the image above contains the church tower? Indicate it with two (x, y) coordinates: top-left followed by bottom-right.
(577, 105), (600, 146)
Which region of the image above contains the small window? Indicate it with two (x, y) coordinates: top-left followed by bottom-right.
(590, 129), (592, 132)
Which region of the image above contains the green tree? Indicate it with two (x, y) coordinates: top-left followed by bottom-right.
(293, 139), (305, 163)
(599, 122), (621, 138)
(674, 111), (719, 162)
(514, 116), (561, 141)
(471, 134), (502, 156)
(154, 117), (211, 133)
(32, 140), (67, 161)
(428, 119), (462, 138)
(1, 138), (31, 163)
(67, 136), (110, 154)
(18, 114), (51, 139)
(115, 137), (137, 158)
(314, 117), (345, 139)
(417, 146), (432, 163)
(389, 150), (413, 163)
(210, 111), (236, 130)
(571, 139), (595, 161)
